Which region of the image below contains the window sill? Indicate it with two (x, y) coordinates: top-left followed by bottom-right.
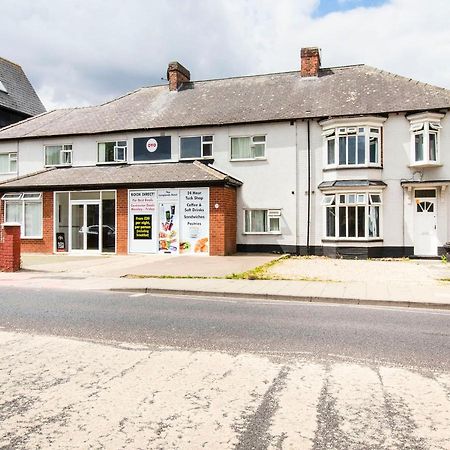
(21, 236), (43, 240)
(322, 238), (383, 243)
(230, 158), (267, 162)
(96, 161), (128, 165)
(323, 165), (382, 171)
(408, 162), (442, 168)
(179, 157), (213, 161)
(0, 172), (16, 175)
(242, 232), (281, 235)
(45, 164), (72, 168)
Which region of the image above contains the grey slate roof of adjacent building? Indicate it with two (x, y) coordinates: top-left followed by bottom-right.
(0, 161), (242, 190)
(0, 57), (46, 117)
(0, 64), (449, 140)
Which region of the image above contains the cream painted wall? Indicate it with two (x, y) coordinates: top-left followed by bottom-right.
(1, 109), (449, 251)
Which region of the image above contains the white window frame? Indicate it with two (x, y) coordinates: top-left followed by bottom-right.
(44, 144), (72, 167)
(2, 192), (43, 239)
(230, 135), (266, 161)
(0, 152), (17, 174)
(243, 208), (281, 234)
(179, 135), (214, 160)
(97, 140), (128, 164)
(407, 112), (444, 167)
(322, 191), (383, 241)
(320, 117), (386, 169)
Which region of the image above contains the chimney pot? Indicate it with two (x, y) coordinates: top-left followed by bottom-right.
(167, 61), (191, 91)
(301, 47), (321, 77)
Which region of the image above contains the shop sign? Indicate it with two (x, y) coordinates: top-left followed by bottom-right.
(128, 190), (157, 253)
(133, 136), (171, 161)
(180, 188), (209, 255)
(158, 189), (179, 254)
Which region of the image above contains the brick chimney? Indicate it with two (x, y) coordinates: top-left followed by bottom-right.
(301, 47), (321, 77)
(167, 61), (190, 91)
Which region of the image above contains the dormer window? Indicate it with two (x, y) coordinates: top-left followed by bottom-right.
(0, 80), (7, 93)
(408, 112), (444, 167)
(320, 117), (386, 168)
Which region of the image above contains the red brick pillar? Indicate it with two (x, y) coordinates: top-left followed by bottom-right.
(209, 186), (237, 256)
(0, 223), (21, 272)
(116, 189), (128, 254)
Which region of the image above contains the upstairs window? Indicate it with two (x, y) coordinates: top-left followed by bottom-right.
(411, 122), (441, 164)
(322, 192), (382, 240)
(45, 145), (72, 166)
(231, 135), (266, 160)
(98, 141), (127, 163)
(180, 136), (213, 159)
(0, 152), (17, 173)
(324, 126), (381, 167)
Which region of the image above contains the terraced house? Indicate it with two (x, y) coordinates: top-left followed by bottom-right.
(0, 48), (449, 258)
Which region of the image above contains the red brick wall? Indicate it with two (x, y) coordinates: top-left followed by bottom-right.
(116, 188), (128, 254)
(0, 225), (21, 271)
(209, 186), (237, 256)
(0, 191), (53, 253)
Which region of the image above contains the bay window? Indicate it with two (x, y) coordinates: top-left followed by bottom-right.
(325, 126), (381, 167)
(45, 145), (72, 166)
(0, 152), (17, 173)
(231, 135), (266, 160)
(323, 192), (381, 239)
(180, 136), (213, 159)
(244, 209), (281, 234)
(408, 112), (444, 166)
(98, 141), (127, 163)
(2, 192), (43, 238)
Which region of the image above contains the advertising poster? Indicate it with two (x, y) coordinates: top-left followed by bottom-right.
(128, 190), (157, 253)
(180, 188), (209, 255)
(158, 189), (179, 254)
(133, 136), (171, 161)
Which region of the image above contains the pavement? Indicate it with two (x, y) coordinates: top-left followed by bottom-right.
(0, 253), (449, 309)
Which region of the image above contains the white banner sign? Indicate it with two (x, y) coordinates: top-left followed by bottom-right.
(180, 188), (209, 255)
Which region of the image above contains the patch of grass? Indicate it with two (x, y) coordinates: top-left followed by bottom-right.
(123, 274), (222, 280)
(122, 254), (337, 283)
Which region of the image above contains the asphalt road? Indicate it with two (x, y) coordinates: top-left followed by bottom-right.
(0, 286), (449, 370)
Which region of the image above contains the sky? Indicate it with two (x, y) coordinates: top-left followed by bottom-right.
(1, 0), (449, 110)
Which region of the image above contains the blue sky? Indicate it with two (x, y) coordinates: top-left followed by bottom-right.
(314, 0), (389, 16)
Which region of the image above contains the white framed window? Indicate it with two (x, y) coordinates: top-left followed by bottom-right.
(407, 112), (444, 166)
(231, 135), (266, 160)
(0, 152), (17, 174)
(244, 209), (281, 234)
(179, 135), (213, 159)
(45, 145), (72, 166)
(324, 126), (381, 167)
(323, 192), (382, 240)
(98, 141), (127, 163)
(1, 192), (43, 238)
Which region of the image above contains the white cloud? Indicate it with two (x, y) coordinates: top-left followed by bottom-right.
(0, 0), (448, 109)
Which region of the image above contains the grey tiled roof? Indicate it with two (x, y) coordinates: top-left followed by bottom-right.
(0, 57), (46, 117)
(318, 180), (387, 189)
(0, 64), (449, 140)
(0, 161), (242, 190)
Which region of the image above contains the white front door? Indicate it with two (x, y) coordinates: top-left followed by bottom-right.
(414, 193), (437, 256)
